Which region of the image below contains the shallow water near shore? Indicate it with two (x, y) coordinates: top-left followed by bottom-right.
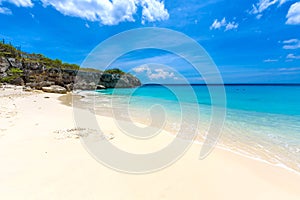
(73, 85), (300, 173)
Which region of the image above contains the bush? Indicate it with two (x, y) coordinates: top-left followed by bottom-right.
(104, 68), (125, 75)
(9, 68), (23, 74)
(0, 68), (23, 83)
(80, 68), (102, 73)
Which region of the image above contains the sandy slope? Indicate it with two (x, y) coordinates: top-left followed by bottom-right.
(0, 86), (299, 200)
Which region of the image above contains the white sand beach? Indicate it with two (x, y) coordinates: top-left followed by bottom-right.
(0, 86), (299, 200)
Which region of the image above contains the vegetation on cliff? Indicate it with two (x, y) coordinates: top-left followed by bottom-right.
(1, 68), (23, 83)
(0, 41), (80, 70)
(104, 68), (126, 75)
(0, 41), (126, 73)
(0, 40), (141, 90)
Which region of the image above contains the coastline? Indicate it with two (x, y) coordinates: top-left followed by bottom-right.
(0, 86), (300, 199)
(94, 85), (300, 173)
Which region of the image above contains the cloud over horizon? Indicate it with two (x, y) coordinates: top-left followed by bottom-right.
(133, 64), (178, 80)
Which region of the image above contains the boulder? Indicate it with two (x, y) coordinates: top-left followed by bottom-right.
(30, 64), (42, 70)
(0, 57), (10, 73)
(96, 85), (106, 89)
(65, 83), (74, 91)
(42, 85), (67, 94)
(98, 73), (141, 88)
(7, 58), (22, 69)
(11, 77), (25, 86)
(26, 82), (38, 88)
(26, 81), (55, 90)
(23, 86), (32, 92)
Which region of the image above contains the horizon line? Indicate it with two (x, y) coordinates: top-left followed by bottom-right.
(141, 83), (300, 86)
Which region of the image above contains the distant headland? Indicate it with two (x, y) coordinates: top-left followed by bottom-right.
(0, 40), (141, 93)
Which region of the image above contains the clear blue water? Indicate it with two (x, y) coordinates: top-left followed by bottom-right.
(98, 85), (300, 116)
(93, 85), (300, 172)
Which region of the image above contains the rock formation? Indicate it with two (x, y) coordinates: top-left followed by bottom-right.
(42, 85), (67, 94)
(0, 56), (141, 91)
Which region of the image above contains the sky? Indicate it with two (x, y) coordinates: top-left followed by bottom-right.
(0, 0), (300, 83)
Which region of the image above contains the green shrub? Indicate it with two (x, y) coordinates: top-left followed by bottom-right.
(9, 68), (23, 74)
(0, 76), (15, 83)
(104, 68), (125, 75)
(0, 68), (23, 83)
(79, 68), (102, 73)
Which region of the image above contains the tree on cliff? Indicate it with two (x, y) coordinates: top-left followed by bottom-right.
(104, 68), (125, 75)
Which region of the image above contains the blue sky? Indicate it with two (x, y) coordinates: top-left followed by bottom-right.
(0, 0), (300, 83)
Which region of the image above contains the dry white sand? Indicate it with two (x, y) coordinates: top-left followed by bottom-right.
(0, 86), (299, 200)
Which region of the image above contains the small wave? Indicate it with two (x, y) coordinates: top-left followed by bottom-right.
(74, 90), (300, 174)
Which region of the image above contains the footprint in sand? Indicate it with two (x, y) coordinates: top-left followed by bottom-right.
(0, 97), (19, 130)
(53, 128), (115, 141)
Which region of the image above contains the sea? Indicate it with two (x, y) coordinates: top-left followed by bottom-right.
(78, 85), (300, 173)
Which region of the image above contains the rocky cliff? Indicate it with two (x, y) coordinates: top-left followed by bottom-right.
(0, 56), (141, 91)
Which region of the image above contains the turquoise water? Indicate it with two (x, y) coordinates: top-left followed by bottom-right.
(99, 85), (300, 116)
(93, 85), (300, 172)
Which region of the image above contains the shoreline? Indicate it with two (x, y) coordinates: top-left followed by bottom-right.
(1, 86), (300, 199)
(215, 143), (300, 176)
(68, 90), (300, 175)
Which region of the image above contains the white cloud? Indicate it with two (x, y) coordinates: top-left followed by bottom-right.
(279, 67), (300, 71)
(1, 0), (33, 7)
(263, 58), (278, 62)
(0, 0), (33, 15)
(148, 68), (175, 80)
(282, 39), (300, 49)
(287, 53), (300, 59)
(279, 0), (288, 6)
(225, 21), (239, 31)
(254, 0), (277, 13)
(133, 64), (150, 73)
(210, 17), (226, 30)
(40, 0), (169, 25)
(133, 64), (178, 80)
(256, 14), (263, 19)
(249, 0), (288, 18)
(283, 39), (299, 43)
(85, 22), (90, 28)
(210, 17), (238, 31)
(0, 0), (169, 25)
(286, 2), (300, 25)
(140, 0), (169, 24)
(40, 0), (137, 25)
(0, 7), (12, 15)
